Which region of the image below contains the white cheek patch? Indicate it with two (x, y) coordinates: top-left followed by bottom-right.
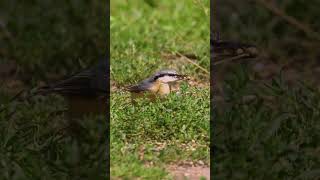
(158, 76), (178, 83)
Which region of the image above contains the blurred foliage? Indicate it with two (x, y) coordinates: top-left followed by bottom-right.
(215, 0), (320, 65)
(0, 95), (108, 179)
(213, 66), (320, 179)
(0, 0), (107, 84)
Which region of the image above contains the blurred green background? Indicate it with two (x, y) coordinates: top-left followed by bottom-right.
(111, 0), (210, 85)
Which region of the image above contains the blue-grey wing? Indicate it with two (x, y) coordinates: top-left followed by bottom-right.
(127, 79), (152, 93)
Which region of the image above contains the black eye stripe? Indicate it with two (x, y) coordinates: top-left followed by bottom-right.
(153, 73), (178, 80)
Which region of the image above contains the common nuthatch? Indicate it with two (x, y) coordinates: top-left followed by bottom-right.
(212, 39), (258, 60)
(36, 60), (107, 117)
(126, 69), (188, 102)
(211, 31), (258, 61)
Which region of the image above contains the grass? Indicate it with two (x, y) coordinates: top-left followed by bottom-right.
(0, 0), (107, 179)
(111, 85), (210, 179)
(110, 0), (210, 179)
(110, 0), (210, 85)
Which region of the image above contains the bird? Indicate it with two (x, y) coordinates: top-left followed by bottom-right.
(126, 69), (188, 102)
(210, 31), (259, 62)
(35, 60), (108, 117)
(211, 39), (258, 61)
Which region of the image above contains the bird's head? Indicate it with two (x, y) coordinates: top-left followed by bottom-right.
(152, 70), (188, 84)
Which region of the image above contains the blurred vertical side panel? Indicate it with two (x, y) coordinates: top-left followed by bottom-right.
(0, 0), (109, 179)
(210, 0), (215, 179)
(213, 0), (320, 179)
(106, 0), (110, 178)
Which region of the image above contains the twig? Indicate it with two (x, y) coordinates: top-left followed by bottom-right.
(213, 53), (251, 66)
(9, 89), (26, 102)
(256, 0), (320, 42)
(175, 51), (210, 75)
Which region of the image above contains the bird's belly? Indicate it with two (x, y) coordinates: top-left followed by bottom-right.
(158, 83), (170, 96)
